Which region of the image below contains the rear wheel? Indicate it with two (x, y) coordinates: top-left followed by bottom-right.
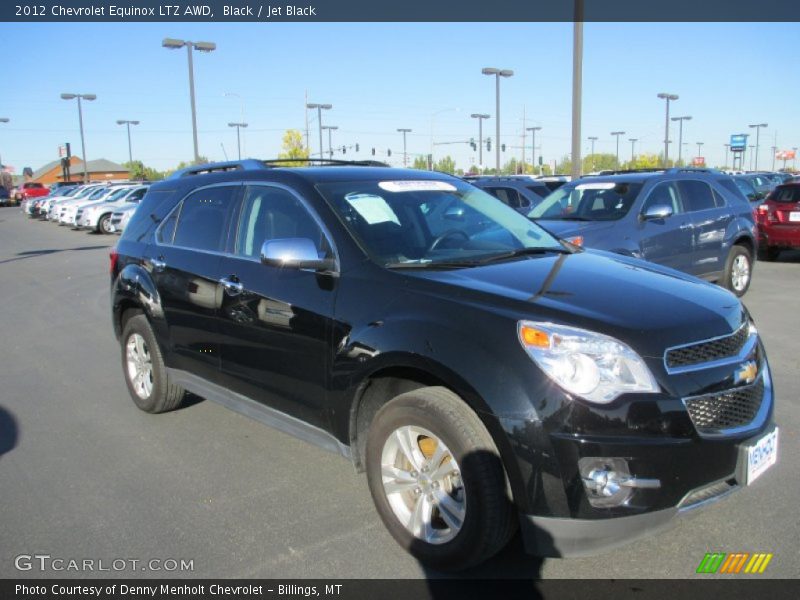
(121, 314), (185, 413)
(365, 387), (516, 570)
(723, 245), (752, 297)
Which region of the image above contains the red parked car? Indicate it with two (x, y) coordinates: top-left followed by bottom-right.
(12, 181), (50, 204)
(756, 182), (800, 260)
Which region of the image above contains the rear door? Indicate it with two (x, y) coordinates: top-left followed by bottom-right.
(215, 183), (338, 429)
(677, 180), (731, 278)
(145, 183), (241, 382)
(637, 181), (694, 271)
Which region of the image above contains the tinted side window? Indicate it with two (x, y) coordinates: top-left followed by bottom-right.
(526, 186), (549, 198)
(678, 180), (717, 212)
(642, 182), (682, 215)
(122, 190), (176, 243)
(485, 186), (522, 209)
(235, 185), (331, 260)
(169, 186), (238, 252)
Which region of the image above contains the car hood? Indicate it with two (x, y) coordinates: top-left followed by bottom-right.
(536, 219), (616, 240)
(406, 249), (743, 358)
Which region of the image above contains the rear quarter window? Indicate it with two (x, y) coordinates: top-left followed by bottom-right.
(770, 186), (800, 203)
(120, 189), (178, 243)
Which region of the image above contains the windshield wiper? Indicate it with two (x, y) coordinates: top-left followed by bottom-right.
(555, 215), (594, 221)
(384, 260), (479, 270)
(472, 246), (573, 265)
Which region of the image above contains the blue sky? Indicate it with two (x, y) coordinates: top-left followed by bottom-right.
(1, 22), (798, 173)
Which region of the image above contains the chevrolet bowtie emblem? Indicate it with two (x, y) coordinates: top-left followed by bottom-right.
(734, 361), (758, 385)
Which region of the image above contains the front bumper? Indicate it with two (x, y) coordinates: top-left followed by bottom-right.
(519, 422), (776, 557)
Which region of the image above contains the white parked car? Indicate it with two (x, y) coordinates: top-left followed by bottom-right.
(58, 185), (127, 225)
(109, 202), (139, 234)
(76, 185), (149, 233)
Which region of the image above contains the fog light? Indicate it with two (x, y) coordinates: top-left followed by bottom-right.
(578, 457), (661, 508)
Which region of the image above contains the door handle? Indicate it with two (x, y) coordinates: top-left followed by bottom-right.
(219, 276), (244, 296)
(679, 223), (693, 231)
(149, 257), (167, 272)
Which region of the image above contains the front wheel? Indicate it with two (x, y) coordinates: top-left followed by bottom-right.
(723, 245), (752, 297)
(98, 214), (113, 234)
(365, 387), (517, 570)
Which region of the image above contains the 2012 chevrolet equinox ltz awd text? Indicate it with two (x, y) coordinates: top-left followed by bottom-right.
(110, 160), (778, 570)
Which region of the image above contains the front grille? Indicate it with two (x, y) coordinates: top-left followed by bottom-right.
(684, 378), (764, 434)
(666, 323), (749, 369)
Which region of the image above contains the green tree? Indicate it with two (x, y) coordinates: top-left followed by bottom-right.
(412, 156), (429, 170)
(277, 129), (309, 165)
(434, 155), (456, 174)
(123, 161), (165, 182)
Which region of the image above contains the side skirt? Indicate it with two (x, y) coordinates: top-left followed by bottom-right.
(166, 368), (351, 460)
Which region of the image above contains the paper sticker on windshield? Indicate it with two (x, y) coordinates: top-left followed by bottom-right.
(345, 193), (401, 225)
(378, 181), (457, 193)
(575, 182), (616, 190)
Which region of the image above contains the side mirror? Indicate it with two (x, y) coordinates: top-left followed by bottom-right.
(641, 204), (673, 221)
(260, 238), (335, 272)
(443, 205), (466, 221)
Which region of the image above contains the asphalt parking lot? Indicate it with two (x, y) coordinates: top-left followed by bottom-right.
(0, 206), (797, 580)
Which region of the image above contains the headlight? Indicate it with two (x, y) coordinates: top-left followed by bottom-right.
(518, 321), (659, 404)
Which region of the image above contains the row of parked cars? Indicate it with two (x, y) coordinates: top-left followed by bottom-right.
(20, 180), (149, 234)
(471, 169), (799, 296)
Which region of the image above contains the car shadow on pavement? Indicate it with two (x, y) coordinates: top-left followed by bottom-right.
(0, 405), (19, 458)
(0, 245), (112, 266)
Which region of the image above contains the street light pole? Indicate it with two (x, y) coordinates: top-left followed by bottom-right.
(587, 136), (598, 171)
(322, 125), (339, 159)
(748, 123), (768, 171)
(116, 119), (140, 167)
(657, 92), (679, 167)
(696, 142), (704, 163)
(0, 118), (9, 170)
(571, 8), (584, 180)
(628, 138), (638, 163)
(482, 67), (514, 174)
(724, 144), (730, 169)
(670, 115), (691, 166)
(162, 38), (216, 164)
(306, 103), (333, 159)
(526, 126), (542, 174)
(748, 146), (755, 171)
(611, 131), (625, 168)
(397, 128), (412, 167)
(61, 93), (96, 183)
(227, 122), (248, 160)
(471, 114), (490, 171)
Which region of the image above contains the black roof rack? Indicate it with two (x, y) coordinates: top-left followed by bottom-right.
(590, 168), (666, 176)
(168, 159), (266, 179)
(261, 158), (390, 168)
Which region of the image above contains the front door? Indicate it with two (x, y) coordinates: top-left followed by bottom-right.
(637, 181), (694, 272)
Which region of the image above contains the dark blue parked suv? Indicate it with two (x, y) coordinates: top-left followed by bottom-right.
(528, 169), (758, 296)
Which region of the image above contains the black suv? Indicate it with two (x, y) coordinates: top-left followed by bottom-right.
(468, 176), (550, 214)
(528, 169), (758, 296)
(111, 160), (777, 569)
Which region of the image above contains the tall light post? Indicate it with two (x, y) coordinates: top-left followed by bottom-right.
(571, 11), (584, 180)
(61, 93), (96, 183)
(670, 115), (691, 166)
(306, 102), (332, 159)
(628, 138), (638, 163)
(322, 125), (338, 159)
(115, 119), (139, 168)
(162, 38), (215, 164)
(225, 92), (245, 155)
(482, 67), (514, 174)
(471, 114), (490, 171)
(696, 142), (704, 163)
(748, 123), (768, 171)
(748, 145), (755, 171)
(0, 118), (8, 169)
(770, 146), (777, 171)
(227, 122), (248, 160)
(526, 126), (542, 174)
(587, 136), (598, 171)
(657, 92), (679, 166)
(724, 143), (730, 169)
(610, 131), (625, 168)
(397, 128), (412, 167)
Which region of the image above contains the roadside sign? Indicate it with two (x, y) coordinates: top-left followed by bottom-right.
(776, 150), (796, 160)
(730, 134), (747, 151)
(692, 157), (705, 166)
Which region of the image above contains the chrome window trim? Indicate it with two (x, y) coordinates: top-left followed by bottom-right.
(681, 366), (772, 439)
(663, 321), (753, 374)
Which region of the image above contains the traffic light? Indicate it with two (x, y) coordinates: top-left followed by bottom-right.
(501, 144), (506, 152)
(371, 147), (376, 156)
(487, 140), (491, 151)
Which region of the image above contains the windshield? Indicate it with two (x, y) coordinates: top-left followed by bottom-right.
(317, 179), (564, 267)
(528, 180), (643, 221)
(86, 187), (110, 200)
(104, 187), (133, 202)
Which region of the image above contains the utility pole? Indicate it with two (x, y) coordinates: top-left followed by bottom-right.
(482, 67), (513, 174)
(471, 114), (490, 172)
(397, 128), (412, 167)
(611, 131), (625, 168)
(587, 136), (598, 171)
(629, 138), (637, 163)
(527, 126), (542, 175)
(306, 102), (332, 159)
(748, 123), (768, 171)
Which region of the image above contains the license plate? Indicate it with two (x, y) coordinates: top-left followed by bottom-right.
(744, 428), (778, 485)
(789, 211), (800, 222)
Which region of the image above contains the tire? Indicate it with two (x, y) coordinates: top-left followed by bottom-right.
(365, 386), (517, 570)
(723, 245), (752, 297)
(757, 245), (780, 262)
(98, 213), (113, 234)
(121, 314), (185, 413)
